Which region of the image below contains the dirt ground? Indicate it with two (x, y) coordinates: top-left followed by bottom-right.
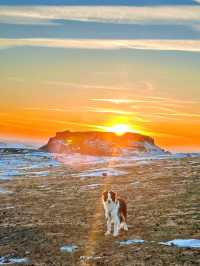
(0, 156), (200, 265)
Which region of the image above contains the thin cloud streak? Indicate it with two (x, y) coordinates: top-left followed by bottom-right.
(24, 106), (133, 116)
(23, 106), (133, 115)
(153, 112), (200, 118)
(0, 5), (200, 28)
(24, 106), (151, 122)
(46, 80), (150, 92)
(0, 113), (106, 131)
(144, 113), (186, 121)
(90, 97), (200, 111)
(90, 99), (135, 104)
(1, 38), (200, 52)
(23, 107), (73, 112)
(131, 105), (177, 113)
(0, 16), (59, 26)
(45, 81), (123, 91)
(20, 106), (200, 122)
(86, 107), (151, 122)
(91, 98), (161, 104)
(143, 96), (200, 105)
(86, 107), (133, 115)
(0, 119), (51, 132)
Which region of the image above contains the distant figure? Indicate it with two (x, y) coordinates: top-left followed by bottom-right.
(102, 191), (128, 237)
(102, 172), (107, 177)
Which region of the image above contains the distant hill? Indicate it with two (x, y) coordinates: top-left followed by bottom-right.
(40, 130), (168, 156)
(0, 142), (40, 154)
(0, 142), (29, 149)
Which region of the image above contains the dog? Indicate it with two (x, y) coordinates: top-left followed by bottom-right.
(102, 190), (128, 237)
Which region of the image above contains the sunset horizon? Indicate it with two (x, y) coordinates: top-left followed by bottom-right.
(1, 2), (200, 153)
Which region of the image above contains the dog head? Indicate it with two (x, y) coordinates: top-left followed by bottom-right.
(102, 190), (116, 205)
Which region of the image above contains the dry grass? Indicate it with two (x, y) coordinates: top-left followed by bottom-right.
(0, 156), (200, 265)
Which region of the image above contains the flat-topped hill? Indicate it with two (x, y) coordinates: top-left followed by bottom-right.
(40, 130), (167, 156)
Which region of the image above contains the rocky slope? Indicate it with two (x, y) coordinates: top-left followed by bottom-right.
(40, 130), (168, 156)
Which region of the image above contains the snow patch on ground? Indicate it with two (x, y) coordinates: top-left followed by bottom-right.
(76, 168), (127, 178)
(173, 153), (200, 159)
(0, 188), (12, 194)
(0, 206), (14, 211)
(0, 151), (60, 180)
(119, 239), (145, 245)
(130, 181), (140, 186)
(0, 147), (199, 182)
(60, 244), (78, 253)
(0, 257), (29, 265)
(80, 183), (101, 190)
(55, 153), (107, 167)
(160, 239), (200, 248)
(54, 152), (174, 169)
(118, 238), (200, 248)
(80, 256), (103, 261)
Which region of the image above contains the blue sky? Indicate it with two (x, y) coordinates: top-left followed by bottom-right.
(0, 1), (199, 6)
(0, 1), (200, 42)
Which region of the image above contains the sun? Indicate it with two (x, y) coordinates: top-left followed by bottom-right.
(108, 124), (130, 136)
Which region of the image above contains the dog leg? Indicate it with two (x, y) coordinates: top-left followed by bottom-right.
(113, 217), (120, 237)
(105, 218), (111, 235)
(119, 212), (128, 231)
(119, 222), (125, 230)
(123, 223), (128, 231)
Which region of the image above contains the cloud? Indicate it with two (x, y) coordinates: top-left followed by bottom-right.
(0, 16), (58, 26)
(23, 107), (73, 112)
(90, 97), (200, 112)
(1, 38), (200, 52)
(90, 98), (167, 106)
(0, 5), (200, 28)
(153, 112), (200, 118)
(86, 107), (133, 115)
(0, 112), (105, 131)
(146, 114), (184, 121)
(86, 107), (152, 122)
(137, 81), (155, 91)
(24, 106), (133, 116)
(45, 80), (155, 92)
(131, 105), (177, 113)
(46, 80), (151, 91)
(6, 76), (25, 83)
(144, 96), (200, 104)
(29, 103), (151, 123)
(45, 80), (122, 91)
(90, 99), (134, 104)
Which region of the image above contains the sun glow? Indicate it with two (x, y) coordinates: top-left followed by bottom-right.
(108, 124), (131, 136)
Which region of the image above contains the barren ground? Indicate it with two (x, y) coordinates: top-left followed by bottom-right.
(0, 156), (200, 265)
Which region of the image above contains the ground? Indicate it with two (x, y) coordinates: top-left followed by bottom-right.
(0, 156), (200, 265)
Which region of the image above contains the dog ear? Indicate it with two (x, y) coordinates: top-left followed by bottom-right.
(110, 191), (116, 202)
(102, 191), (108, 201)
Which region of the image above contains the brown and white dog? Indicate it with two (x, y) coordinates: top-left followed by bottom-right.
(102, 191), (128, 237)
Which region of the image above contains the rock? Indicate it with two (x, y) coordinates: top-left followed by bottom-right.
(39, 130), (168, 156)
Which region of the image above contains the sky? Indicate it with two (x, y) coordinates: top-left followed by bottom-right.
(0, 0), (200, 152)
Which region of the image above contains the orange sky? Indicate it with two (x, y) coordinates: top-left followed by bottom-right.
(1, 45), (200, 152)
(0, 96), (200, 152)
